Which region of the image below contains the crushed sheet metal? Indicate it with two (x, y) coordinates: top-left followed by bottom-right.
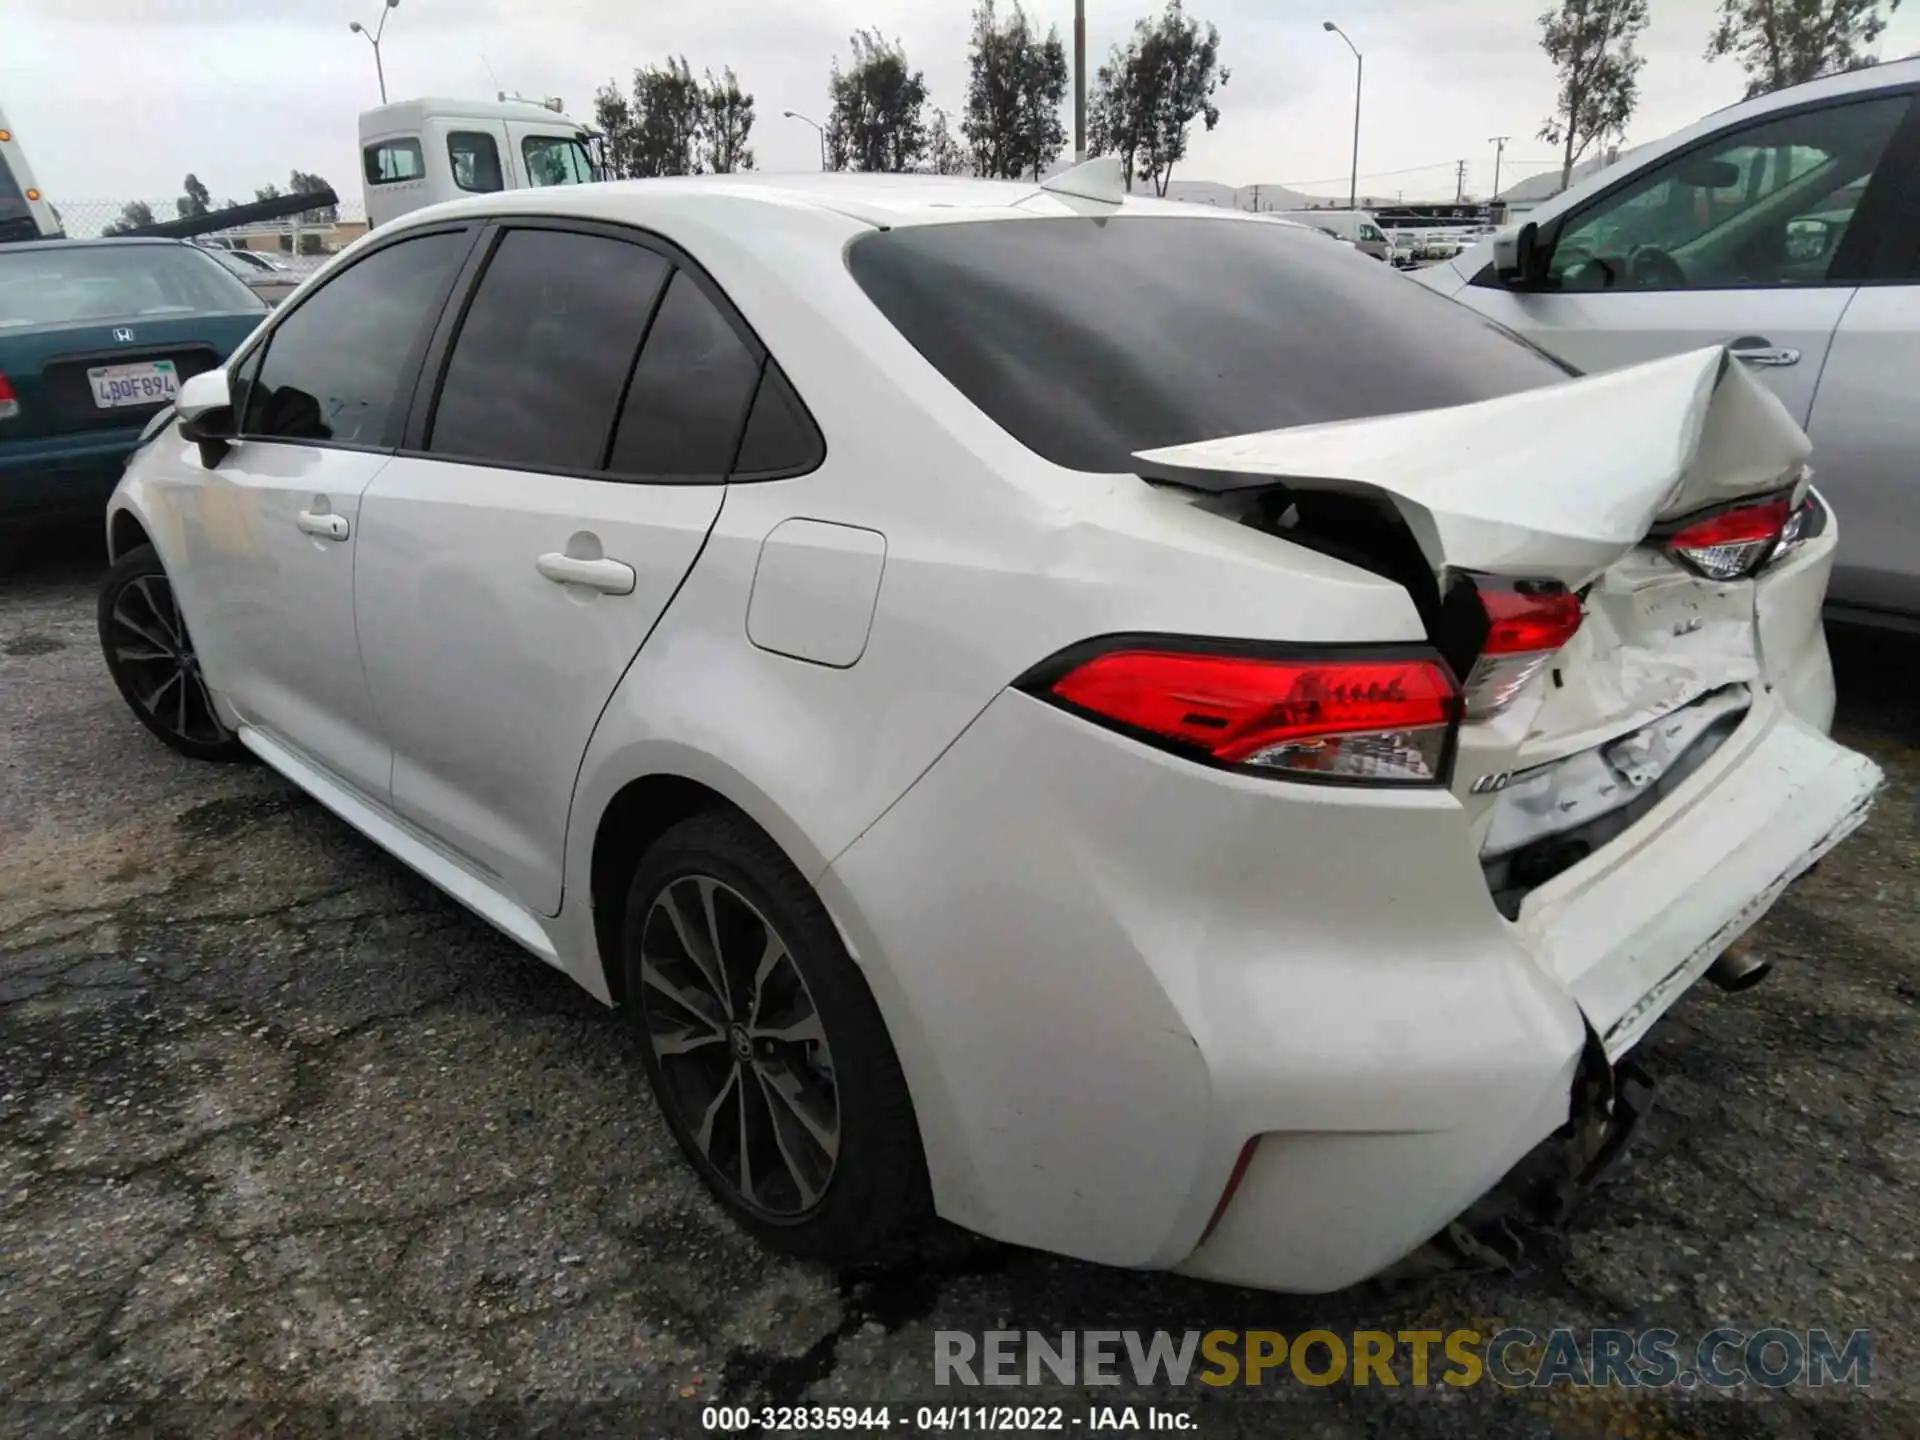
(1502, 554), (1760, 771)
(1599, 778), (1879, 1058)
(1481, 686), (1752, 859)
(1133, 345), (1810, 588)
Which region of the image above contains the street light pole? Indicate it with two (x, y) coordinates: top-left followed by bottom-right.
(348, 0), (400, 105)
(783, 110), (827, 171)
(1074, 0), (1087, 162)
(1487, 135), (1511, 207)
(1322, 22), (1361, 213)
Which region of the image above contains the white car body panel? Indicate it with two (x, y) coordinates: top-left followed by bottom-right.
(353, 457), (725, 916)
(105, 173), (1885, 1293)
(163, 435), (393, 799)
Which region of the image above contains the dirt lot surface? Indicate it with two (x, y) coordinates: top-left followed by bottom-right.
(3, 531), (1916, 1438)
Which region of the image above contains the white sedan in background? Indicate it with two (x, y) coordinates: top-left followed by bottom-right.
(1424, 57), (1920, 628)
(99, 164), (1880, 1293)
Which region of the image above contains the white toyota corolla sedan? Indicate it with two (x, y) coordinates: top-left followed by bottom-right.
(98, 162), (1882, 1293)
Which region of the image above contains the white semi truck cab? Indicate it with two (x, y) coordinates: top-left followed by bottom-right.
(0, 107), (61, 242)
(358, 96), (598, 229)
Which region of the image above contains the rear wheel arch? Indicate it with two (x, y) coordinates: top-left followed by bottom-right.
(590, 774), (759, 1004)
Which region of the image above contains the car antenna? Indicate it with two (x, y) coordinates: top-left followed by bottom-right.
(1037, 155), (1127, 205)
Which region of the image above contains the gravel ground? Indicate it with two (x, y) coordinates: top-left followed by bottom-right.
(2, 528), (1915, 1439)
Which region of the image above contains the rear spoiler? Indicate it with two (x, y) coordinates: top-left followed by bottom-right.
(1134, 347), (1811, 589)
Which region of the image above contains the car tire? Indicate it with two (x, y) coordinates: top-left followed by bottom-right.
(623, 808), (932, 1263)
(97, 543), (247, 763)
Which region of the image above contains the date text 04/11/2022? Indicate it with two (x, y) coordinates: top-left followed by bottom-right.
(699, 1404), (1196, 1431)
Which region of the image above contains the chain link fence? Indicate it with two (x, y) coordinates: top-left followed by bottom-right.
(53, 198), (369, 271)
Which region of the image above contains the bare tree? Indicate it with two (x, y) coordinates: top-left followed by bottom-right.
(1538, 0), (1650, 190)
(1707, 0), (1904, 96)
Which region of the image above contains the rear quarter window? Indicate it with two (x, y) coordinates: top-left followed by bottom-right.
(846, 215), (1574, 474)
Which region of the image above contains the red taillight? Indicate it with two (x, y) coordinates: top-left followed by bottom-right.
(1462, 581), (1584, 720)
(1032, 643), (1460, 785)
(1663, 498), (1791, 580)
(0, 371), (17, 423)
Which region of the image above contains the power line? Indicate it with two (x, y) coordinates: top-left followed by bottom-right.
(1275, 159), (1458, 189)
(1274, 155), (1566, 193)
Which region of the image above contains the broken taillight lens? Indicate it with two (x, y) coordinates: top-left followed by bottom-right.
(1663, 497), (1792, 580)
(1462, 581), (1584, 720)
(1022, 641), (1461, 785)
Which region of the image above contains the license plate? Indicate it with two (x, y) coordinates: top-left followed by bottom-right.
(87, 360), (179, 409)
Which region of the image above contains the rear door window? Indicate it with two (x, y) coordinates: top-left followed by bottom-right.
(605, 270), (763, 479)
(846, 215), (1572, 474)
(426, 227), (670, 471)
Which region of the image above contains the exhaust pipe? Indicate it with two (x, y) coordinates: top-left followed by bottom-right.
(1708, 939), (1772, 992)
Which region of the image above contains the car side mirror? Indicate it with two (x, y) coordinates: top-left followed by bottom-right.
(176, 367), (236, 467)
(1784, 217), (1836, 263)
(1492, 220), (1546, 287)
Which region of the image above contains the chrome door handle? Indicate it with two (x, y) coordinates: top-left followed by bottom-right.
(1728, 342), (1800, 367)
(295, 508), (349, 541)
(536, 552), (636, 595)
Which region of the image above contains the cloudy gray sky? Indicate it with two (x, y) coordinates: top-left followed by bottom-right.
(8, 0), (1920, 210)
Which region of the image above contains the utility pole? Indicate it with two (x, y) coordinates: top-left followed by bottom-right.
(1249, 184), (1261, 213)
(1074, 0), (1087, 161)
(1454, 159), (1468, 203)
(1488, 135), (1510, 204)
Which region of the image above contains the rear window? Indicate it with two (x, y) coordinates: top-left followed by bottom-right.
(0, 243), (265, 328)
(846, 216), (1573, 474)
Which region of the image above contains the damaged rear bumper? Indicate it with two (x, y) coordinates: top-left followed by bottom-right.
(1513, 694), (1882, 1059)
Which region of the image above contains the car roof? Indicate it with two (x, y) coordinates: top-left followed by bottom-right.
(378, 171), (1300, 244)
(360, 96), (586, 133)
(1, 236), (189, 252)
(1706, 52), (1920, 115)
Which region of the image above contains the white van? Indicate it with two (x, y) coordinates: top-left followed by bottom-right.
(359, 97), (597, 229)
(1276, 209), (1391, 261)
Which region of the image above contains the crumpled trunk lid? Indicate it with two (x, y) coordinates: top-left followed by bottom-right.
(1133, 345), (1809, 589)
